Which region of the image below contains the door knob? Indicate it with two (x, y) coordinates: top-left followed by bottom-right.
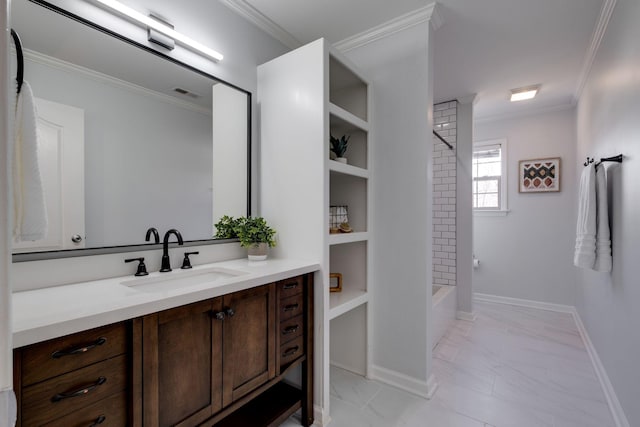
(71, 234), (83, 243)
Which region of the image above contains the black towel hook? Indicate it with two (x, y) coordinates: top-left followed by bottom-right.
(10, 29), (24, 94)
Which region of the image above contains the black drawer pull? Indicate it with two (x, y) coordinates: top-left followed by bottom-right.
(283, 325), (299, 335)
(51, 376), (107, 402)
(283, 282), (298, 290)
(283, 303), (299, 312)
(283, 346), (300, 358)
(51, 337), (107, 359)
(89, 415), (106, 426)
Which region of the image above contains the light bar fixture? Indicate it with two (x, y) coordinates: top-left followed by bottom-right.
(94, 0), (224, 62)
(510, 85), (540, 102)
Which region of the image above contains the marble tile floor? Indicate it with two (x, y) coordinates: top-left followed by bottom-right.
(283, 301), (615, 427)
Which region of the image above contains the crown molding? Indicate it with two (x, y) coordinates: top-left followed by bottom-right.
(23, 49), (211, 115)
(474, 102), (575, 125)
(574, 0), (617, 102)
(219, 0), (301, 50)
(334, 3), (442, 53)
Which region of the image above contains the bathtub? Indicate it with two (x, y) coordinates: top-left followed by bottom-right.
(432, 285), (457, 349)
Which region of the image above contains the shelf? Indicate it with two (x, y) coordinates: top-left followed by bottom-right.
(329, 289), (368, 320)
(329, 103), (369, 132)
(329, 160), (368, 179)
(328, 231), (369, 245)
(214, 382), (301, 427)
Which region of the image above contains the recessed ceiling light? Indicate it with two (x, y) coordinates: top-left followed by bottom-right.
(510, 85), (540, 102)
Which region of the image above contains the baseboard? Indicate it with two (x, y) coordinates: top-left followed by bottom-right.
(426, 373), (439, 399)
(314, 404), (330, 427)
(329, 360), (366, 377)
(369, 365), (429, 399)
(473, 292), (630, 427)
(571, 310), (630, 427)
(456, 310), (477, 322)
(474, 292), (574, 313)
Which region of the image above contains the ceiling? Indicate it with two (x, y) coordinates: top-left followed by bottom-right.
(225, 0), (606, 120)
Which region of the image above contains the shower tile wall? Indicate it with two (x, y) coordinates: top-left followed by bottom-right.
(433, 101), (457, 286)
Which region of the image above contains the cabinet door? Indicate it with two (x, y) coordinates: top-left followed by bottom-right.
(142, 299), (223, 427)
(222, 284), (276, 407)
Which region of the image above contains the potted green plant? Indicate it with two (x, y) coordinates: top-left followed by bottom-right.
(330, 134), (350, 164)
(235, 216), (277, 260)
(213, 215), (240, 239)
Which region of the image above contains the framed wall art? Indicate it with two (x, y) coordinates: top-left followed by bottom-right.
(519, 157), (561, 193)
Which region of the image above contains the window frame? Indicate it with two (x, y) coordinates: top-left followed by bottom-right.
(472, 139), (508, 214)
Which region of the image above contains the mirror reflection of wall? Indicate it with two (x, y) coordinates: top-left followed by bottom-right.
(10, 0), (250, 255)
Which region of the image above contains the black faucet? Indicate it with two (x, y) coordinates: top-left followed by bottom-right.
(160, 229), (183, 272)
(145, 227), (160, 244)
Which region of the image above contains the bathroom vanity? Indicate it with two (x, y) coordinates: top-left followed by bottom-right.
(11, 260), (317, 426)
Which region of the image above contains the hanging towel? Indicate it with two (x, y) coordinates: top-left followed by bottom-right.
(13, 81), (47, 242)
(594, 166), (612, 272)
(574, 164), (596, 269)
(0, 390), (17, 427)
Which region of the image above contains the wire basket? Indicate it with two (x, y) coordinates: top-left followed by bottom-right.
(329, 205), (349, 230)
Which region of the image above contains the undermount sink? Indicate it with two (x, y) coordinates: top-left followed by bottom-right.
(121, 267), (247, 293)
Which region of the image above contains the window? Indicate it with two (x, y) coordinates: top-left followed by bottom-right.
(473, 139), (507, 211)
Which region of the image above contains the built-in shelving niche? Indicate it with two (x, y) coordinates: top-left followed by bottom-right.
(330, 173), (367, 234)
(330, 304), (367, 376)
(329, 241), (367, 318)
(329, 56), (368, 121)
(329, 109), (368, 170)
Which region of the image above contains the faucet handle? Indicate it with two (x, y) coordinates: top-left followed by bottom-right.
(125, 257), (149, 276)
(181, 252), (199, 269)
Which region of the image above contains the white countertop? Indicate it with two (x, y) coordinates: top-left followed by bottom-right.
(12, 258), (320, 348)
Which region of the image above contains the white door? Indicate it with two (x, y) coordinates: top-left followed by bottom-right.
(13, 98), (85, 252)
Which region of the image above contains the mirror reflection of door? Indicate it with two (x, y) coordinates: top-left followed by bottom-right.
(212, 84), (248, 229)
(13, 98), (85, 253)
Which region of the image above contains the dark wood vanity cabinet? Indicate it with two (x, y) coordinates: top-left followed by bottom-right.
(13, 273), (313, 427)
(13, 322), (130, 427)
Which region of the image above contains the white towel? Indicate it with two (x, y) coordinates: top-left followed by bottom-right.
(0, 390), (17, 427)
(13, 81), (47, 242)
(574, 164), (596, 269)
(594, 166), (612, 272)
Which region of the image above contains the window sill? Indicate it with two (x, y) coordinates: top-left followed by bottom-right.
(473, 209), (510, 217)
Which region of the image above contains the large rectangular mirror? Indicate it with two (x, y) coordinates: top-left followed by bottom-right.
(11, 0), (250, 259)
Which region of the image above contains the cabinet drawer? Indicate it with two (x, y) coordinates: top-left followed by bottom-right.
(21, 322), (127, 386)
(279, 336), (304, 368)
(278, 276), (304, 299)
(44, 391), (127, 427)
(279, 294), (303, 321)
(280, 315), (303, 343)
(22, 355), (127, 426)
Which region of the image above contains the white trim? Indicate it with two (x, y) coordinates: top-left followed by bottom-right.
(473, 139), (508, 212)
(314, 404), (331, 427)
(23, 49), (212, 115)
(334, 3), (441, 53)
(574, 0), (617, 102)
(457, 94), (477, 105)
(456, 310), (477, 322)
(473, 293), (630, 427)
(474, 292), (574, 313)
(426, 374), (439, 399)
(475, 102), (575, 124)
(369, 365), (430, 399)
(473, 209), (510, 217)
(572, 310), (630, 427)
(218, 0), (301, 49)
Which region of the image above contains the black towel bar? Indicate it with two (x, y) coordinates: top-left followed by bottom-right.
(583, 155), (623, 168)
(10, 28), (24, 94)
(433, 130), (453, 150)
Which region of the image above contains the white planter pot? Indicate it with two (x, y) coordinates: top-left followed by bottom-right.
(336, 157), (347, 164)
(247, 242), (268, 261)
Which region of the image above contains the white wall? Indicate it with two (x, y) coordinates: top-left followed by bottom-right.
(575, 0), (640, 423)
(456, 99), (474, 314)
(345, 22), (435, 388)
(473, 108), (577, 305)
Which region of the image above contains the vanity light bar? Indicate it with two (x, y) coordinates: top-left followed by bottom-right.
(93, 0), (224, 62)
